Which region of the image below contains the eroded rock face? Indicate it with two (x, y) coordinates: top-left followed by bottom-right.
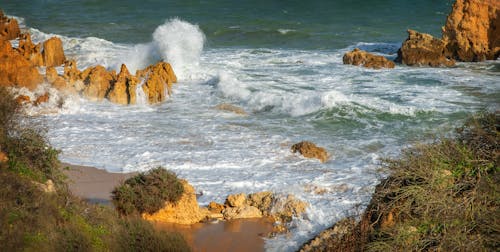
(442, 0), (500, 61)
(108, 64), (138, 105)
(136, 62), (177, 104)
(142, 180), (205, 225)
(291, 141), (329, 163)
(223, 205), (263, 220)
(343, 48), (395, 69)
(17, 33), (43, 67)
(0, 10), (20, 40)
(42, 37), (66, 67)
(81, 65), (115, 101)
(0, 40), (43, 90)
(395, 30), (455, 67)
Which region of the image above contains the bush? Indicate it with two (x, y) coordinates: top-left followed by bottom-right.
(112, 167), (184, 215)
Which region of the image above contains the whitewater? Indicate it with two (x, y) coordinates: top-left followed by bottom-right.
(15, 17), (499, 251)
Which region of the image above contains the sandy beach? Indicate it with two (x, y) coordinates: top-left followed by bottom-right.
(62, 163), (273, 251)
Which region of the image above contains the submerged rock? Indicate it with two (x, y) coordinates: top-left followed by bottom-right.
(343, 48), (395, 69)
(0, 10), (20, 40)
(142, 180), (205, 225)
(291, 141), (329, 163)
(443, 0), (500, 61)
(215, 103), (248, 115)
(395, 30), (455, 67)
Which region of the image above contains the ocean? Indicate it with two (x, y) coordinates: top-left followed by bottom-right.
(3, 0), (499, 250)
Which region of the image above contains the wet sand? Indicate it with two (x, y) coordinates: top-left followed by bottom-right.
(62, 163), (273, 251)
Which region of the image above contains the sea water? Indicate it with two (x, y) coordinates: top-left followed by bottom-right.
(3, 1), (499, 250)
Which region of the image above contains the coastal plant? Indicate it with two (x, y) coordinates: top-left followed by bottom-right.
(112, 167), (184, 215)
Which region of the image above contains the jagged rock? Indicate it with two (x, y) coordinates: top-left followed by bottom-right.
(395, 30), (455, 67)
(208, 201), (225, 213)
(226, 193), (247, 207)
(81, 65), (114, 101)
(63, 60), (81, 84)
(246, 191), (274, 215)
(222, 205), (263, 220)
(142, 180), (205, 225)
(271, 194), (308, 223)
(34, 93), (49, 106)
(42, 37), (66, 67)
(0, 40), (43, 90)
(107, 64), (138, 105)
(291, 141), (329, 163)
(15, 95), (31, 105)
(17, 33), (43, 66)
(136, 62), (177, 104)
(343, 48), (395, 69)
(0, 10), (20, 40)
(215, 103), (247, 115)
(442, 0), (500, 61)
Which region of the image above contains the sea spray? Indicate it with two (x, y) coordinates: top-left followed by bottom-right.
(135, 77), (148, 105)
(152, 18), (206, 79)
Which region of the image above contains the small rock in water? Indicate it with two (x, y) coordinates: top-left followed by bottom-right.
(291, 141), (329, 163)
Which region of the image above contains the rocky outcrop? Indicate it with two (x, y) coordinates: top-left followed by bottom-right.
(343, 48), (395, 69)
(142, 180), (205, 225)
(136, 62), (177, 104)
(42, 37), (66, 67)
(0, 40), (43, 90)
(0, 10), (20, 40)
(17, 33), (43, 67)
(81, 65), (115, 101)
(395, 30), (455, 67)
(442, 0), (500, 61)
(291, 141), (329, 163)
(107, 64), (138, 105)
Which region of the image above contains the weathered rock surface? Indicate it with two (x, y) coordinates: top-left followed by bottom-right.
(0, 40), (43, 90)
(215, 103), (247, 115)
(291, 141), (329, 163)
(0, 10), (20, 40)
(395, 30), (455, 67)
(343, 48), (395, 69)
(136, 62), (177, 104)
(442, 0), (500, 61)
(81, 65), (115, 101)
(142, 180), (205, 225)
(108, 64), (138, 105)
(223, 205), (263, 220)
(17, 33), (43, 67)
(226, 193), (247, 207)
(42, 37), (66, 67)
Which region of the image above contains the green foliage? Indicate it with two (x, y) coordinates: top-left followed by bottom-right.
(0, 87), (190, 251)
(112, 167), (184, 215)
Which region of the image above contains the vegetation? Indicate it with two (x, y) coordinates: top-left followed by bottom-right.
(0, 87), (190, 251)
(301, 112), (499, 251)
(112, 167), (184, 215)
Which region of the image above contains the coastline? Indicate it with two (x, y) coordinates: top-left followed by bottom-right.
(62, 162), (273, 252)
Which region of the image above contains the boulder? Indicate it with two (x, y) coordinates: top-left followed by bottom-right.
(208, 201), (225, 213)
(270, 194), (308, 223)
(0, 10), (20, 40)
(17, 33), (43, 67)
(136, 62), (177, 104)
(343, 48), (395, 69)
(42, 37), (66, 67)
(395, 30), (455, 67)
(222, 205), (263, 220)
(442, 0), (500, 61)
(107, 64), (138, 105)
(246, 191), (274, 214)
(225, 193), (247, 207)
(81, 65), (114, 101)
(0, 40), (43, 90)
(142, 180), (205, 225)
(291, 141), (329, 163)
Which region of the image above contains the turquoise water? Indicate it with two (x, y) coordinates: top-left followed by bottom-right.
(4, 1), (499, 251)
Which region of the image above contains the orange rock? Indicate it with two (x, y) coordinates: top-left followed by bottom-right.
(42, 37), (66, 67)
(142, 180), (205, 225)
(0, 40), (43, 90)
(107, 64), (138, 105)
(291, 141), (329, 163)
(0, 10), (20, 40)
(442, 0), (500, 61)
(136, 62), (177, 104)
(46, 66), (70, 91)
(208, 201), (225, 213)
(81, 65), (114, 101)
(15, 95), (31, 105)
(343, 48), (395, 69)
(17, 33), (43, 67)
(34, 93), (49, 106)
(0, 151), (8, 163)
(396, 30), (455, 67)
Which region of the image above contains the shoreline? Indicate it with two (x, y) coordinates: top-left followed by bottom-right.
(62, 162), (273, 252)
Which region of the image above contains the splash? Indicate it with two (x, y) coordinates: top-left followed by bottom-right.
(135, 77), (148, 105)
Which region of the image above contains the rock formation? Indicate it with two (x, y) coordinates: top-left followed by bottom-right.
(42, 37), (66, 67)
(136, 62), (177, 104)
(142, 180), (206, 225)
(395, 30), (455, 67)
(343, 48), (395, 69)
(81, 65), (115, 101)
(291, 141), (329, 163)
(0, 40), (43, 90)
(442, 0), (500, 61)
(107, 64), (138, 105)
(17, 33), (43, 67)
(0, 10), (20, 40)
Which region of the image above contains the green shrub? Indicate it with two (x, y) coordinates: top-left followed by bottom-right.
(112, 167), (184, 215)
